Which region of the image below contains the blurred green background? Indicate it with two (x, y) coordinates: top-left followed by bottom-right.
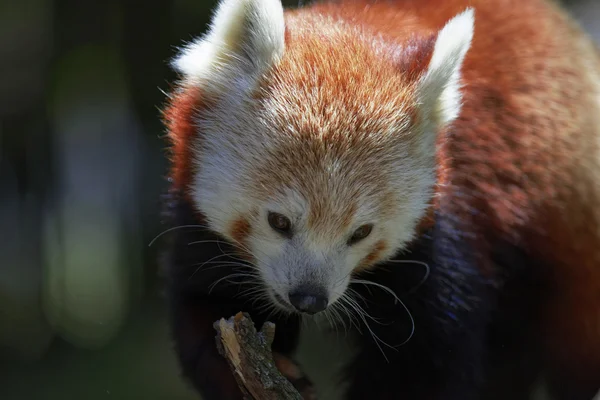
(0, 0), (598, 399)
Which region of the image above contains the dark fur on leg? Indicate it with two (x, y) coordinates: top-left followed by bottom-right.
(545, 368), (600, 400)
(343, 214), (498, 400)
(161, 189), (303, 399)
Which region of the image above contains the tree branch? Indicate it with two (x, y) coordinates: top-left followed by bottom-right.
(214, 312), (303, 400)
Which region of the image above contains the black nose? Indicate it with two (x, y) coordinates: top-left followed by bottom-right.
(288, 287), (328, 314)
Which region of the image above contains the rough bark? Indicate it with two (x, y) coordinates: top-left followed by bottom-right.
(214, 312), (303, 400)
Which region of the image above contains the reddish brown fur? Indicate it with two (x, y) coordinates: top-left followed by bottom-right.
(395, 35), (436, 80)
(250, 17), (428, 239)
(226, 217), (256, 262)
(272, 353), (317, 399)
(272, 352), (304, 380)
(162, 86), (204, 194)
(229, 217), (252, 246)
(308, 200), (357, 232)
(357, 240), (388, 271)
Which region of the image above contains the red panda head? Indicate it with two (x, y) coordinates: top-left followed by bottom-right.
(168, 0), (474, 314)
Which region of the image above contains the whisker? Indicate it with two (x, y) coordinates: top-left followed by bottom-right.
(208, 272), (257, 294)
(196, 262), (254, 275)
(191, 253), (240, 267)
(386, 258), (431, 293)
(187, 239), (258, 261)
(329, 302), (351, 337)
(322, 305), (339, 335)
(343, 292), (387, 325)
(188, 253), (248, 280)
(350, 279), (401, 303)
(216, 238), (257, 260)
(149, 224), (208, 247)
(264, 300), (290, 321)
(236, 284), (266, 296)
(346, 287), (367, 303)
(339, 294), (394, 362)
(349, 279), (415, 347)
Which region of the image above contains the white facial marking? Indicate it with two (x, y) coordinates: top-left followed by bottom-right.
(247, 190), (378, 311)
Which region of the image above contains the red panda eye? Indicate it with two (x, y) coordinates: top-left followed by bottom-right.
(268, 212), (292, 237)
(348, 224), (374, 245)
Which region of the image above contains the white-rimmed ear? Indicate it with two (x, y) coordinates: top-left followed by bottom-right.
(418, 8), (475, 127)
(172, 0), (285, 88)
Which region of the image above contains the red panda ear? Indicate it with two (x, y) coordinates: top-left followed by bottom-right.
(171, 0), (285, 95)
(416, 8), (475, 127)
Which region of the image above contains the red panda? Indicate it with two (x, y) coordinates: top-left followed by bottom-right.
(160, 0), (600, 399)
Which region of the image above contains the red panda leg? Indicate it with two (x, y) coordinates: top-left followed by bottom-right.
(163, 192), (305, 399)
(343, 215), (496, 400)
(168, 294), (245, 400)
(540, 285), (600, 400)
(272, 352), (317, 400)
(168, 285), (306, 399)
(528, 210), (600, 400)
